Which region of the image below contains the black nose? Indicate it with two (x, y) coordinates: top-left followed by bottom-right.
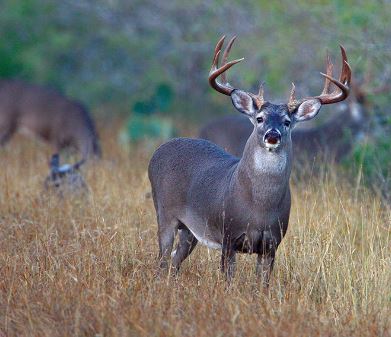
(264, 129), (281, 145)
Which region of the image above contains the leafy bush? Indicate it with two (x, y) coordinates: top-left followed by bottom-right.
(121, 83), (177, 146)
(133, 84), (173, 116)
(1, 0), (390, 120)
(348, 135), (391, 201)
(125, 115), (177, 143)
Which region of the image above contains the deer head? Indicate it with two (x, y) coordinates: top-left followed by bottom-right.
(45, 154), (87, 196)
(209, 36), (352, 152)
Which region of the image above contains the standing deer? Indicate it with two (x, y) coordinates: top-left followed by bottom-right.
(0, 80), (101, 159)
(149, 36), (351, 285)
(199, 67), (381, 162)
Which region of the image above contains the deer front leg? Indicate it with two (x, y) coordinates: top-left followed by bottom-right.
(171, 227), (198, 273)
(256, 253), (275, 288)
(256, 230), (276, 288)
(221, 244), (236, 283)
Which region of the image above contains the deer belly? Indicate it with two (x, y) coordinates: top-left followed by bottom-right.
(179, 209), (222, 250)
(188, 228), (222, 249)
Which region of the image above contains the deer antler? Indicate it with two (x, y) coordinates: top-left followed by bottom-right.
(352, 64), (391, 103)
(209, 36), (265, 108)
(288, 46), (352, 111)
(209, 36), (242, 96)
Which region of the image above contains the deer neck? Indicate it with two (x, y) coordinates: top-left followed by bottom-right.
(233, 130), (292, 204)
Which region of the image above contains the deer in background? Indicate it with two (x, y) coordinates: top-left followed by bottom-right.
(198, 114), (251, 158)
(149, 36), (351, 285)
(44, 153), (88, 197)
(0, 80), (101, 160)
(199, 63), (385, 162)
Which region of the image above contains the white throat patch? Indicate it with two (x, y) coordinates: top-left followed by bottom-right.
(253, 147), (288, 174)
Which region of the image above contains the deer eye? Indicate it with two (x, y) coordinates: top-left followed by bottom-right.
(256, 116), (264, 123)
(284, 120), (291, 127)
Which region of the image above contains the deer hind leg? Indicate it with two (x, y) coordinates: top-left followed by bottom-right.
(157, 211), (178, 270)
(171, 225), (198, 273)
(256, 253), (275, 288)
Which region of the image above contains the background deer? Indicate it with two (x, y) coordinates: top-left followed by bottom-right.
(0, 80), (101, 159)
(44, 153), (88, 197)
(149, 36), (351, 285)
(199, 67), (384, 162)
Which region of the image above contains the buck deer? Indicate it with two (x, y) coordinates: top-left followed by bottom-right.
(44, 153), (88, 197)
(0, 80), (101, 159)
(149, 36), (351, 285)
(199, 69), (384, 162)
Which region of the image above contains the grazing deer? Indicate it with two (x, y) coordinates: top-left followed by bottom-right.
(199, 68), (383, 162)
(0, 80), (101, 159)
(149, 36), (351, 285)
(44, 153), (88, 197)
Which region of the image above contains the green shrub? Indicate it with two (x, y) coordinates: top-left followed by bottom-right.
(125, 114), (177, 143)
(347, 135), (391, 201)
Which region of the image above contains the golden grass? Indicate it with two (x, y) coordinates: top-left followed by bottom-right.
(0, 125), (390, 337)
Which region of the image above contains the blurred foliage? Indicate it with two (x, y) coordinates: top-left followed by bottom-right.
(123, 83), (177, 144)
(351, 138), (391, 179)
(133, 84), (173, 115)
(1, 0), (390, 115)
(125, 114), (177, 143)
(346, 111), (391, 201)
(0, 0), (390, 195)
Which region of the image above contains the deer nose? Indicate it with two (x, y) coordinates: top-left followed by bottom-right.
(264, 129), (281, 145)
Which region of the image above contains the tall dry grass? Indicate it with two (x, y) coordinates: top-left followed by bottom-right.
(0, 125), (390, 337)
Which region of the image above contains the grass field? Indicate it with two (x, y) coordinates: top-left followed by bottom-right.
(0, 124), (390, 337)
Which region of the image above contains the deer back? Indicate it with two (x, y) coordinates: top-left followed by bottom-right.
(0, 80), (101, 159)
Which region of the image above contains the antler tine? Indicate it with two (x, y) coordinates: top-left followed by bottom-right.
(321, 51), (334, 95)
(290, 45), (351, 109)
(220, 36), (237, 84)
(318, 59), (351, 103)
(288, 82), (296, 104)
(209, 35), (244, 96)
(339, 45), (351, 85)
(210, 35), (225, 73)
(209, 35), (265, 104)
(258, 82), (264, 101)
(248, 82), (265, 109)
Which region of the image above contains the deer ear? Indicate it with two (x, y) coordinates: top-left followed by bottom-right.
(231, 90), (257, 116)
(293, 99), (321, 122)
